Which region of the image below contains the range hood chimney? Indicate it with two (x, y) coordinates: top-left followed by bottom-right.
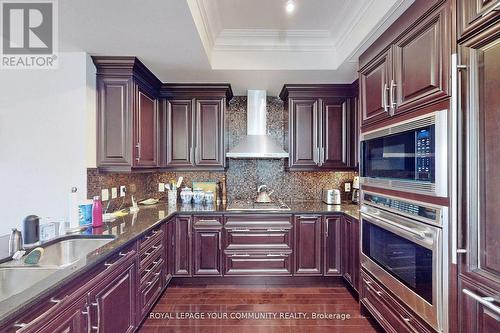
(226, 90), (289, 159)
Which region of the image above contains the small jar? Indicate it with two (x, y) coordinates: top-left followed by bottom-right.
(192, 188), (205, 205)
(204, 190), (215, 205)
(180, 187), (193, 204)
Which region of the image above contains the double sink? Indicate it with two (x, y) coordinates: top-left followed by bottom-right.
(0, 235), (115, 302)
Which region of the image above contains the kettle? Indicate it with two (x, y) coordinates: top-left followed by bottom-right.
(9, 228), (23, 256)
(255, 185), (274, 203)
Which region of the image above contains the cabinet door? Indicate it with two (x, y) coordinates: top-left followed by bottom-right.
(459, 26), (500, 303)
(351, 217), (360, 292)
(392, 3), (450, 115)
(458, 0), (499, 39)
(195, 99), (225, 168)
(342, 216), (353, 285)
(320, 98), (349, 169)
(323, 216), (341, 276)
(193, 229), (222, 276)
(166, 100), (194, 168)
(289, 99), (319, 168)
(294, 215), (322, 275)
(459, 279), (500, 333)
(349, 94), (360, 168)
(360, 49), (391, 126)
(96, 77), (133, 168)
(90, 260), (136, 333)
(134, 87), (158, 167)
(173, 216), (192, 276)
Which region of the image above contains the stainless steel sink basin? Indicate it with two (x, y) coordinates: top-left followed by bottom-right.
(0, 267), (59, 302)
(36, 237), (114, 267)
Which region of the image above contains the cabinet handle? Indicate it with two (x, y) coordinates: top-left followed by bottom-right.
(82, 304), (91, 333)
(231, 253), (250, 257)
(219, 233), (222, 250)
(463, 289), (500, 315)
(190, 147), (194, 164)
(457, 64), (467, 71)
(49, 297), (62, 304)
(91, 301), (101, 331)
(135, 143), (141, 162)
(232, 228), (251, 232)
(266, 228), (285, 232)
(325, 220), (328, 236)
(400, 315), (420, 333)
(456, 249), (467, 254)
(195, 146), (200, 164)
(266, 253), (287, 257)
(389, 79), (397, 113)
(297, 215), (321, 219)
(363, 279), (382, 296)
(382, 83), (390, 112)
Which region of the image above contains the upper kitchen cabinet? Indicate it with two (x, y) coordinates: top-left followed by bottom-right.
(457, 0), (499, 40)
(160, 84), (233, 171)
(359, 0), (451, 129)
(280, 83), (358, 171)
(93, 56), (162, 172)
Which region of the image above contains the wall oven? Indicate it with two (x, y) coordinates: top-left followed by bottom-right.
(360, 110), (448, 197)
(360, 191), (448, 332)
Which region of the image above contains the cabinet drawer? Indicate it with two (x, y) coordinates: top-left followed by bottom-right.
(139, 274), (163, 317)
(139, 228), (163, 253)
(139, 237), (163, 269)
(361, 272), (434, 333)
(140, 250), (163, 286)
(224, 251), (292, 276)
(226, 228), (291, 250)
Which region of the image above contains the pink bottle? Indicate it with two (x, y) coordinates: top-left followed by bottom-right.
(92, 196), (103, 228)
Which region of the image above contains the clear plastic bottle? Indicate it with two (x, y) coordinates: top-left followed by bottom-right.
(92, 196), (103, 228)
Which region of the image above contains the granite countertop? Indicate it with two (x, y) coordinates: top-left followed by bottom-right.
(0, 200), (359, 324)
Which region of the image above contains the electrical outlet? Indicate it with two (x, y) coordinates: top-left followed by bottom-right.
(111, 187), (118, 199)
(158, 182), (165, 192)
(101, 189), (109, 201)
(120, 185), (126, 197)
(344, 183), (351, 192)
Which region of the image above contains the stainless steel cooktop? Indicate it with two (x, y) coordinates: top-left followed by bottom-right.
(226, 200), (291, 211)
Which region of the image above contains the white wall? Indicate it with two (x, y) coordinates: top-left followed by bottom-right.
(0, 52), (96, 235)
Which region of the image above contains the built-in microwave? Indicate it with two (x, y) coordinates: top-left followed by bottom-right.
(360, 110), (448, 197)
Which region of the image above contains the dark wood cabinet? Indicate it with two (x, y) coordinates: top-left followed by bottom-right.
(458, 0), (499, 40)
(93, 57), (162, 172)
(288, 98), (319, 168)
(193, 217), (223, 276)
(359, 49), (391, 125)
(342, 216), (360, 292)
(392, 3), (450, 115)
(358, 0), (451, 128)
(166, 99), (194, 168)
(280, 84), (358, 170)
(89, 256), (137, 333)
(323, 215), (342, 276)
(173, 215), (192, 276)
(294, 215), (322, 275)
(161, 84), (232, 171)
(195, 99), (225, 167)
(458, 20), (500, 332)
(321, 98), (350, 168)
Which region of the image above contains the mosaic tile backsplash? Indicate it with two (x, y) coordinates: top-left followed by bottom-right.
(88, 96), (357, 209)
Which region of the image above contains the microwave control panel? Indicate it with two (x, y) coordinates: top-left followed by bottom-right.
(416, 129), (433, 181)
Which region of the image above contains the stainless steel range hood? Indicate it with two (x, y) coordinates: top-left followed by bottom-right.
(226, 90), (289, 159)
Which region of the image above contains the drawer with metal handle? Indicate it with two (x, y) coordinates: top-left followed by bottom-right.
(224, 251), (292, 276)
(140, 249), (164, 285)
(139, 228), (163, 252)
(139, 237), (163, 269)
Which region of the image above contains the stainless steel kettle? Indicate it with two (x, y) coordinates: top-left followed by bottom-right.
(255, 185), (274, 203)
(9, 228), (23, 256)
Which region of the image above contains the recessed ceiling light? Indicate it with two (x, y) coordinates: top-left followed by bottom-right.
(286, 0), (295, 13)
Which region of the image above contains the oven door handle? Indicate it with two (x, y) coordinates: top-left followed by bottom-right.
(361, 212), (430, 241)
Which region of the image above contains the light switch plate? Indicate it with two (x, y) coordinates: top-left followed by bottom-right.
(111, 187), (118, 199)
(344, 183), (351, 192)
(158, 183), (165, 192)
(101, 189), (109, 201)
(120, 185), (126, 197)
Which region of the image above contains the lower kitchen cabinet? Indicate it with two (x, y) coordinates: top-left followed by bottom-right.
(89, 254), (137, 333)
(193, 217), (223, 276)
(342, 216), (360, 292)
(294, 215), (323, 275)
(459, 277), (500, 333)
(324, 215), (342, 276)
(173, 215), (192, 276)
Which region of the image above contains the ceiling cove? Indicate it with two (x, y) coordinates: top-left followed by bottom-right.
(187, 0), (415, 70)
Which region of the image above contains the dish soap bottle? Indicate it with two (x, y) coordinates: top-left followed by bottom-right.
(92, 196), (103, 228)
